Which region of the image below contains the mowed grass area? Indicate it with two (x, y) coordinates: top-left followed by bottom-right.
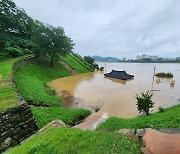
(99, 105), (180, 132)
(14, 59), (71, 106)
(61, 54), (91, 73)
(0, 57), (23, 111)
(15, 58), (91, 129)
(31, 106), (91, 128)
(8, 127), (140, 154)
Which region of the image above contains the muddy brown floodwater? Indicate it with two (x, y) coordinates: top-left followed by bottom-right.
(48, 63), (180, 118)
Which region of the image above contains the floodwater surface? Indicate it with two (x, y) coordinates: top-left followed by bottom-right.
(48, 63), (180, 118)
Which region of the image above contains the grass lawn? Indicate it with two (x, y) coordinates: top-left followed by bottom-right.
(61, 54), (91, 73)
(8, 127), (140, 154)
(98, 105), (180, 131)
(31, 106), (91, 128)
(14, 58), (91, 129)
(14, 59), (71, 106)
(0, 57), (24, 111)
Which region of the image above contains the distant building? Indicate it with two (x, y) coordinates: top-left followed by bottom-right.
(136, 54), (158, 61)
(176, 57), (180, 60)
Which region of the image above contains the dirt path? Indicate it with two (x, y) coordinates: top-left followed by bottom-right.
(60, 61), (79, 75)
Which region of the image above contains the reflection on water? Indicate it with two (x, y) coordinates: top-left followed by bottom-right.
(104, 77), (134, 84)
(48, 63), (180, 118)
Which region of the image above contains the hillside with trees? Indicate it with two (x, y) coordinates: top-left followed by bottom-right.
(0, 0), (74, 67)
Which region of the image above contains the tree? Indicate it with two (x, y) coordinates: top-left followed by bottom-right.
(32, 22), (74, 66)
(0, 0), (74, 60)
(47, 26), (74, 67)
(135, 91), (154, 116)
(84, 56), (95, 65)
(0, 0), (34, 56)
(32, 21), (51, 57)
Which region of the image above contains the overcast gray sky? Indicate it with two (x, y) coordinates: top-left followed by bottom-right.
(13, 0), (180, 58)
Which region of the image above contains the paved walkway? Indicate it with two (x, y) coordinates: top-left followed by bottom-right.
(142, 129), (180, 154)
(73, 114), (108, 130)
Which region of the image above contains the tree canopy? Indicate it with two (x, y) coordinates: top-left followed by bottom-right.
(0, 0), (74, 66)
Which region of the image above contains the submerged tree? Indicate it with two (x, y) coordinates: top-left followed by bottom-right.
(136, 90), (154, 116)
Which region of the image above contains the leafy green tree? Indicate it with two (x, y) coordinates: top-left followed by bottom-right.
(0, 0), (34, 56)
(0, 0), (74, 61)
(32, 23), (74, 66)
(136, 91), (154, 116)
(4, 43), (22, 57)
(93, 63), (99, 69)
(84, 56), (95, 65)
(47, 25), (74, 67)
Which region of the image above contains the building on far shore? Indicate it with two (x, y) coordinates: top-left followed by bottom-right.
(176, 57), (180, 60)
(136, 54), (158, 61)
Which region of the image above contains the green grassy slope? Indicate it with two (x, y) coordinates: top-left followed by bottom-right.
(14, 58), (91, 128)
(0, 57), (24, 111)
(61, 54), (91, 73)
(8, 127), (140, 154)
(99, 105), (180, 131)
(14, 59), (71, 106)
(31, 107), (91, 128)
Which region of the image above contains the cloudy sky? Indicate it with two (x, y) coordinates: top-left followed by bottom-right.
(13, 0), (180, 58)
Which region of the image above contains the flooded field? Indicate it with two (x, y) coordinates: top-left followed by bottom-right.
(48, 63), (180, 118)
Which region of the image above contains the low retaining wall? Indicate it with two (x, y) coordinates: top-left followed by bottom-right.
(0, 103), (38, 152)
(0, 56), (38, 153)
(12, 55), (35, 76)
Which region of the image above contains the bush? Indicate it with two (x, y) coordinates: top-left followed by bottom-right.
(100, 67), (104, 71)
(135, 91), (154, 116)
(4, 45), (23, 57)
(155, 72), (173, 78)
(158, 106), (165, 112)
(93, 63), (99, 69)
(84, 56), (94, 65)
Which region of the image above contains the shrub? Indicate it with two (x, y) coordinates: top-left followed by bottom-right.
(135, 90), (154, 116)
(93, 63), (99, 69)
(155, 72), (173, 78)
(99, 67), (104, 71)
(158, 106), (165, 112)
